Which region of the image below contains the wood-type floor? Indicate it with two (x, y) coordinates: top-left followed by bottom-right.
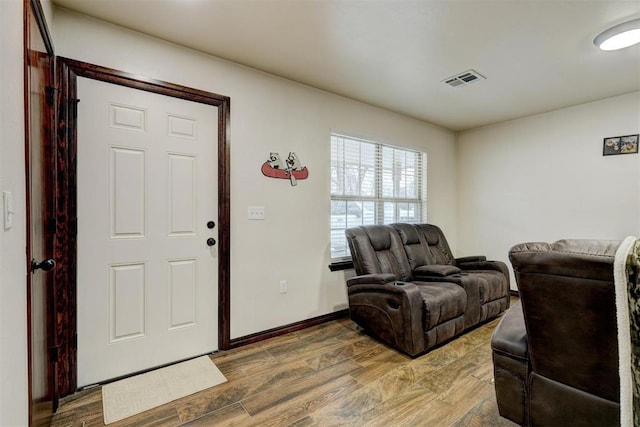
(51, 307), (519, 427)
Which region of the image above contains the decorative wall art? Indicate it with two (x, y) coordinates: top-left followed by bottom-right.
(261, 152), (309, 186)
(603, 134), (639, 156)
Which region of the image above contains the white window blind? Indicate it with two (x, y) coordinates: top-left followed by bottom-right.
(330, 133), (427, 261)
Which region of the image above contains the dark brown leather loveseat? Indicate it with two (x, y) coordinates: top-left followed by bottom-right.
(491, 239), (625, 426)
(345, 223), (510, 356)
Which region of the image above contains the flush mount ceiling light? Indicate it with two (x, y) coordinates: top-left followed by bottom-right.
(594, 18), (640, 51)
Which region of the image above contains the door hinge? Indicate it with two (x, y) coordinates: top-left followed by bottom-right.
(69, 98), (80, 118)
(45, 86), (59, 107)
(49, 345), (59, 363)
(47, 217), (57, 235)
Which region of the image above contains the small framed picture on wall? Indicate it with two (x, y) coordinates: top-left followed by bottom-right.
(603, 134), (639, 156)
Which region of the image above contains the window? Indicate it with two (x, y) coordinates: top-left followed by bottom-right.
(330, 133), (427, 260)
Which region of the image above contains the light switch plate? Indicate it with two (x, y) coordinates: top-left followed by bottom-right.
(248, 206), (265, 220)
(4, 191), (14, 230)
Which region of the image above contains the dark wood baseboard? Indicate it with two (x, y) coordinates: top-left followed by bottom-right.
(228, 309), (350, 349)
(228, 290), (517, 350)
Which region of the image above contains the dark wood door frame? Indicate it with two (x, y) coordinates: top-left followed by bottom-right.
(24, 0), (57, 420)
(54, 57), (231, 396)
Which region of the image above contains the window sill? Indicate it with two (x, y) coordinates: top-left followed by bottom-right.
(328, 260), (354, 271)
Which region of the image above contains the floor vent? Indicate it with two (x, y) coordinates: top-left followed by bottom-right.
(443, 69), (486, 88)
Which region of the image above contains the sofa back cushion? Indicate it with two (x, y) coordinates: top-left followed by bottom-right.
(391, 223), (434, 269)
(510, 239), (620, 403)
(414, 224), (456, 265)
(346, 225), (413, 281)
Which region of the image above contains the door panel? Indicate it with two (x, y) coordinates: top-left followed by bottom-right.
(76, 77), (218, 387)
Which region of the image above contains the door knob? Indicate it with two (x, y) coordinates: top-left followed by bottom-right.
(207, 221), (215, 229)
(32, 258), (56, 272)
(207, 238), (216, 247)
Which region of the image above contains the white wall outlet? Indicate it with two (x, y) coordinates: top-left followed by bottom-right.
(279, 280), (288, 294)
(248, 206), (265, 220)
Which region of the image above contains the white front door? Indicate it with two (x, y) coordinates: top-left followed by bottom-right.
(76, 77), (218, 387)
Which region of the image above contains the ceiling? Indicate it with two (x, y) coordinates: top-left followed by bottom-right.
(52, 0), (640, 131)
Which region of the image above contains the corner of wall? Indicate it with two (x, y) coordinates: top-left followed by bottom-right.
(0, 0), (29, 425)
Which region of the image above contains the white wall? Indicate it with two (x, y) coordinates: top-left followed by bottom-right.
(53, 8), (458, 338)
(0, 5), (630, 424)
(457, 92), (640, 288)
(0, 0), (29, 425)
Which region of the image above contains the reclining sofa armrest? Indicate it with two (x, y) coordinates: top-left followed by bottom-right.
(458, 260), (511, 286)
(347, 282), (425, 356)
(458, 260), (505, 272)
(455, 255), (487, 264)
(347, 273), (397, 287)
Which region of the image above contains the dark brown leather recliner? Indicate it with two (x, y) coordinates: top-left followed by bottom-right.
(492, 239), (623, 426)
(345, 223), (509, 356)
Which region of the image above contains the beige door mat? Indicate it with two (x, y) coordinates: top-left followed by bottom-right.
(102, 355), (227, 424)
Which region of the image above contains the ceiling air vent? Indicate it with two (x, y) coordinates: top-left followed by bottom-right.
(442, 69), (486, 88)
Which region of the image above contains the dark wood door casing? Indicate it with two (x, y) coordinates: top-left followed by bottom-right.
(24, 0), (57, 420)
(54, 58), (232, 396)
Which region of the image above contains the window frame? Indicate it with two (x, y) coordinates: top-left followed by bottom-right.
(329, 132), (427, 266)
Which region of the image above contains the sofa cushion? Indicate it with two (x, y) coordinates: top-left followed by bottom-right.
(414, 224), (456, 265)
(346, 225), (413, 281)
(391, 223), (434, 269)
(415, 282), (466, 329)
(368, 227), (393, 251)
(462, 270), (508, 303)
